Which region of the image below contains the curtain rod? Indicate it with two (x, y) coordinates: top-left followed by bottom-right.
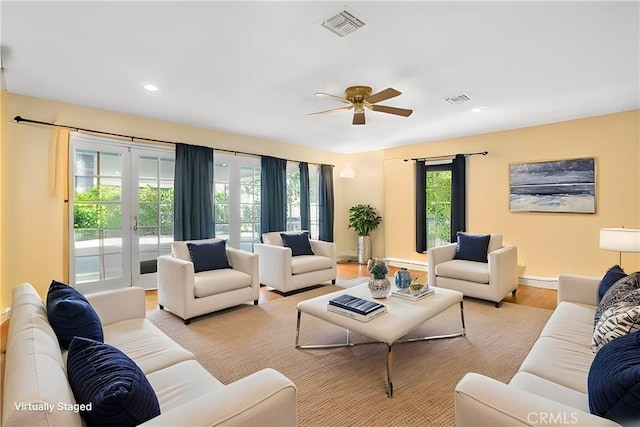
(12, 115), (334, 167)
(403, 151), (488, 162)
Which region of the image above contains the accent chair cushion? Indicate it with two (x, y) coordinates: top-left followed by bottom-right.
(435, 259), (490, 284)
(291, 255), (332, 275)
(595, 272), (640, 326)
(454, 232), (491, 263)
(588, 330), (640, 424)
(599, 265), (627, 300)
(46, 280), (103, 349)
(592, 302), (640, 353)
(67, 337), (161, 427)
(281, 231), (314, 256)
(187, 241), (231, 273)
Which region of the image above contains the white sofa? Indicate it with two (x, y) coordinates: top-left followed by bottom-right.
(454, 274), (621, 426)
(158, 238), (260, 324)
(428, 233), (518, 307)
(2, 283), (297, 427)
(254, 231), (336, 293)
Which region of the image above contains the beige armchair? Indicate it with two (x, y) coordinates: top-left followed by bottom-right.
(157, 238), (259, 324)
(427, 233), (518, 307)
(254, 231), (336, 293)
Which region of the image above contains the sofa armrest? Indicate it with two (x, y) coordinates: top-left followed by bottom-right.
(226, 247), (259, 290)
(310, 239), (336, 262)
(254, 244), (292, 286)
(427, 243), (457, 285)
(85, 287), (146, 326)
(455, 373), (620, 427)
(157, 255), (195, 317)
(488, 245), (518, 295)
(141, 368), (297, 427)
(557, 274), (601, 306)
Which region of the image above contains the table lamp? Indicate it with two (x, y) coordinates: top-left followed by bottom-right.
(599, 228), (640, 267)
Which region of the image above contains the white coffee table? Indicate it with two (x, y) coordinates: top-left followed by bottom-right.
(295, 283), (465, 397)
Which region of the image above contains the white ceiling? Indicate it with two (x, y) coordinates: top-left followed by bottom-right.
(2, 1), (639, 153)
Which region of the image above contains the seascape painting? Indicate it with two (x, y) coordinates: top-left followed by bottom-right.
(509, 158), (596, 213)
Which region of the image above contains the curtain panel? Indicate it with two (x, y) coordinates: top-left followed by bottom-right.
(260, 156), (287, 234)
(414, 161), (427, 253)
(299, 162), (310, 233)
(318, 164), (334, 242)
(174, 143), (215, 241)
(450, 154), (467, 242)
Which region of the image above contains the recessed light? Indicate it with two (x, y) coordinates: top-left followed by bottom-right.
(141, 82), (158, 92)
(471, 107), (486, 113)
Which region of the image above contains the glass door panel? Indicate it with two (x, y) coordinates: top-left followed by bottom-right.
(132, 151), (175, 289)
(71, 143), (130, 294)
(71, 133), (175, 293)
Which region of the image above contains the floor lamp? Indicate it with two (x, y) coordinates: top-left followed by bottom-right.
(599, 228), (640, 267)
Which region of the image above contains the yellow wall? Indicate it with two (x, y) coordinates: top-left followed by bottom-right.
(0, 88), (6, 314)
(384, 110), (640, 278)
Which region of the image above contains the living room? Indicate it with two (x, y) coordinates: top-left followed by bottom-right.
(1, 1), (640, 426)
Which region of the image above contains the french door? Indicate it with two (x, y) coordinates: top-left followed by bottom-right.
(69, 133), (175, 293)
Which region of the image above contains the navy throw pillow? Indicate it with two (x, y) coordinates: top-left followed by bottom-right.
(588, 330), (640, 424)
(67, 337), (160, 427)
(187, 241), (231, 273)
(453, 233), (491, 263)
(599, 265), (627, 300)
(281, 232), (314, 256)
(46, 280), (103, 349)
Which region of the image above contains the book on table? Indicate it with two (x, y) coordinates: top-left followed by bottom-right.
(327, 294), (387, 322)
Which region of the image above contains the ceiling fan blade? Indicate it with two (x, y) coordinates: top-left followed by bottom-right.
(314, 92), (352, 105)
(365, 87), (401, 104)
(370, 104), (413, 117)
(308, 105), (353, 117)
(352, 111), (365, 125)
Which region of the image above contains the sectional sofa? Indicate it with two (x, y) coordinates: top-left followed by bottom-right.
(3, 283), (297, 426)
(455, 273), (638, 426)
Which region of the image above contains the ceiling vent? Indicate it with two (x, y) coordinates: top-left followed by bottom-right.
(444, 94), (472, 105)
(321, 10), (365, 37)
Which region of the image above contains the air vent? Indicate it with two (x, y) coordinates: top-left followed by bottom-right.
(444, 94), (472, 105)
(321, 10), (365, 37)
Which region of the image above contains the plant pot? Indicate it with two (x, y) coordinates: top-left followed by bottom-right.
(368, 276), (391, 299)
(357, 235), (371, 265)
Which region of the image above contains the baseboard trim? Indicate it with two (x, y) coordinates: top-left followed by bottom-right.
(520, 275), (558, 290)
(385, 258), (428, 272)
(1, 307), (11, 325)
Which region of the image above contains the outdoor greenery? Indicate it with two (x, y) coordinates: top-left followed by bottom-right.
(347, 204), (382, 236)
(74, 184), (173, 240)
(426, 171), (452, 247)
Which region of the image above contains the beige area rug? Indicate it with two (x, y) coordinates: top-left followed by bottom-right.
(147, 285), (552, 427)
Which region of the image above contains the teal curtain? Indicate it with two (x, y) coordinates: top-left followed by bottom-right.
(450, 154), (466, 242)
(260, 156), (287, 233)
(174, 143), (214, 241)
(318, 164), (334, 242)
(415, 161), (427, 253)
(299, 162), (310, 234)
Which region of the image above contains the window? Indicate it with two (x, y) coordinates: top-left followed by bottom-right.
(425, 164), (452, 248)
(285, 163), (320, 238)
(214, 153), (261, 251)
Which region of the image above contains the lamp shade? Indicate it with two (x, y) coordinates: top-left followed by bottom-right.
(599, 228), (640, 252)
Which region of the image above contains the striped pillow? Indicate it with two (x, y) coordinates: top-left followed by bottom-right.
(592, 302), (640, 353)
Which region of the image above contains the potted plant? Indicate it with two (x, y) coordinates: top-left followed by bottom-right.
(347, 204), (382, 264)
(368, 259), (391, 298)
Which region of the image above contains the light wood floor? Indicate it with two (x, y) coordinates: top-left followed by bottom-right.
(144, 261), (558, 312)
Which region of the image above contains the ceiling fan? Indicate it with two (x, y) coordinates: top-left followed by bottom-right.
(309, 86), (413, 125)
